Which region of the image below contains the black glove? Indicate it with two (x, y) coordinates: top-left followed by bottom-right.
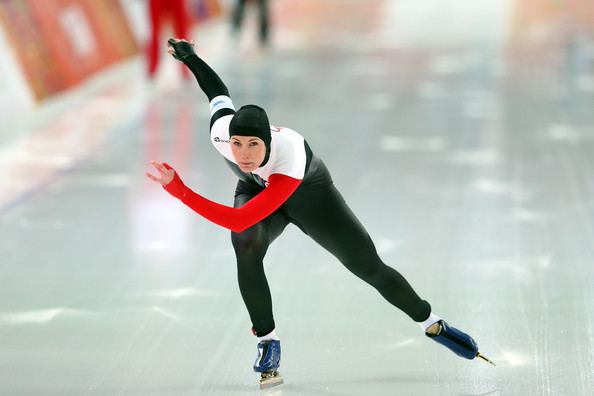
(167, 38), (196, 62)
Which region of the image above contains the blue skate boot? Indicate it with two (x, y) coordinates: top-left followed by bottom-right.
(426, 320), (495, 365)
(253, 340), (283, 389)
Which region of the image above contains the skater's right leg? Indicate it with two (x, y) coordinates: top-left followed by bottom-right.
(285, 180), (491, 362)
(231, 184), (289, 336)
(284, 178), (431, 322)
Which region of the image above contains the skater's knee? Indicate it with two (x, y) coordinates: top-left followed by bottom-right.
(362, 266), (386, 286)
(232, 229), (268, 261)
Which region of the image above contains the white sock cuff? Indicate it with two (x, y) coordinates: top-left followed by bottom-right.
(418, 313), (442, 332)
(258, 329), (279, 342)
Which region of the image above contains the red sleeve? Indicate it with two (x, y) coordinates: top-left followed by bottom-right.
(162, 166), (301, 233)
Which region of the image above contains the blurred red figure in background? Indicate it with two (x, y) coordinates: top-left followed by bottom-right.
(147, 0), (190, 78)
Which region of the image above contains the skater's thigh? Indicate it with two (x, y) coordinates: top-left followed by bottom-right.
(285, 184), (377, 263)
(232, 192), (290, 254)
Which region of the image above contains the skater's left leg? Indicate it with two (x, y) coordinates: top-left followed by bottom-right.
(232, 187), (289, 386)
(231, 189), (289, 337)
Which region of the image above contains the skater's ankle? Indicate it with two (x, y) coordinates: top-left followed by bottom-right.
(418, 312), (442, 333)
(258, 329), (279, 342)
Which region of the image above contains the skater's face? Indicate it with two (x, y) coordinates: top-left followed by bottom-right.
(230, 135), (267, 173)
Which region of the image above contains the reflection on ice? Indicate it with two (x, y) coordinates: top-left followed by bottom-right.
(508, 208), (546, 224)
(141, 287), (222, 299)
(471, 178), (529, 200)
(497, 350), (532, 367)
(375, 237), (402, 255)
(387, 338), (416, 350)
(548, 124), (582, 142)
(0, 308), (93, 324)
(379, 136), (445, 152)
(449, 149), (500, 165)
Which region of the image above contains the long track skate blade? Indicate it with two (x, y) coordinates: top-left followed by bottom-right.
(259, 371), (283, 390)
(476, 352), (496, 366)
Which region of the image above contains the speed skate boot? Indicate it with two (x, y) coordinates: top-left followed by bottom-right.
(426, 320), (495, 366)
(253, 340), (283, 389)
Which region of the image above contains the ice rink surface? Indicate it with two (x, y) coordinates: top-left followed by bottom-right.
(1, 1), (594, 395)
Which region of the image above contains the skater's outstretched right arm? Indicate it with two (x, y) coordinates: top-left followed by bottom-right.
(167, 38), (235, 126)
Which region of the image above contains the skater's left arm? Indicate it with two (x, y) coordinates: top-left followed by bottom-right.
(146, 161), (301, 233)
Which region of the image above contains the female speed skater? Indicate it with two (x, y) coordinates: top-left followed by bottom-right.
(146, 38), (495, 389)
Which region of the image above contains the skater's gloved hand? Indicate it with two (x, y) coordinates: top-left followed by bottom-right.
(167, 38), (196, 62)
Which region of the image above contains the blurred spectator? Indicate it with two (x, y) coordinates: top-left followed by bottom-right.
(232, 0), (269, 44)
(147, 0), (190, 77)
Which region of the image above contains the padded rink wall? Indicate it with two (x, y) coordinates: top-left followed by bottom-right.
(0, 0), (138, 102)
(0, 17), (33, 127)
(0, 0), (221, 126)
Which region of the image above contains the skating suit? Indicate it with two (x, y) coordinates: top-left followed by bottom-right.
(163, 54), (432, 336)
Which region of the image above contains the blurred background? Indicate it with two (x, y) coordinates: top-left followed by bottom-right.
(0, 0), (593, 395)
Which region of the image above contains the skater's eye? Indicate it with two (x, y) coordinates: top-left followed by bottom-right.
(233, 141), (242, 147)
(249, 141), (259, 147)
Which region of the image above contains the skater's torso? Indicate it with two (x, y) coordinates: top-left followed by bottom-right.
(209, 95), (317, 189)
